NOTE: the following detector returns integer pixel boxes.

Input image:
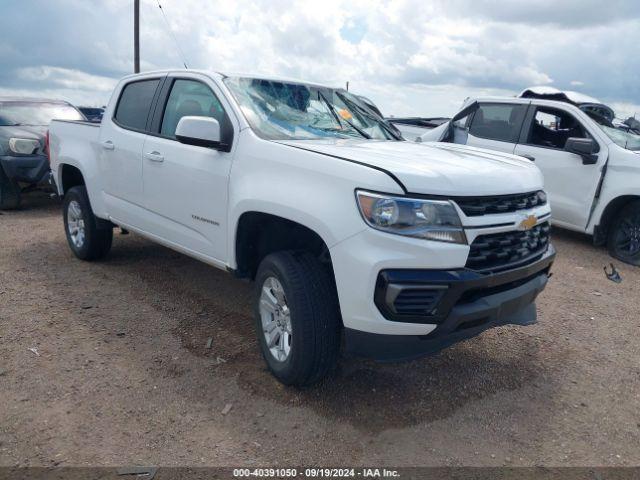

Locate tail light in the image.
[44,130,50,163]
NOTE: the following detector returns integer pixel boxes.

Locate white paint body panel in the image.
[141,134,232,260]
[276,138,544,197]
[49,70,550,336]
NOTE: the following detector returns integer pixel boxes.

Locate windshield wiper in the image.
[312,126,362,138]
[336,92,402,140]
[317,91,371,139]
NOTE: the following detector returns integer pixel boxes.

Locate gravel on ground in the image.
[1,194,639,467]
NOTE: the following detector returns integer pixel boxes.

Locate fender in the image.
[586,149,640,235]
[55,159,108,219]
[49,121,108,219]
[225,130,403,269]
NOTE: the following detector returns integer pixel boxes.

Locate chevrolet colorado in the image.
[49,70,555,386]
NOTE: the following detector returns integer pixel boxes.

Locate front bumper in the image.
[344,246,555,361]
[0,154,49,184]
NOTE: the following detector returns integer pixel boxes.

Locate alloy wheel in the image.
[67,200,86,249]
[614,214,640,257]
[259,276,292,362]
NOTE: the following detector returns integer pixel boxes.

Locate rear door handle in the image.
[144,151,164,163]
[521,154,535,162]
[102,140,115,150]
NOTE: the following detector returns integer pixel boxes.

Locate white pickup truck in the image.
[420,90,640,265]
[49,70,555,386]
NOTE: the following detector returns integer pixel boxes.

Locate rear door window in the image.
[468,103,526,142]
[114,79,161,131]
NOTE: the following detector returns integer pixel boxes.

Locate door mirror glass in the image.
[175,116,221,149]
[565,137,598,165]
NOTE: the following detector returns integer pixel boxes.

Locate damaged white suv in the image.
[49,71,554,386]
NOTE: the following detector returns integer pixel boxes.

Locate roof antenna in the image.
[156,0,189,69]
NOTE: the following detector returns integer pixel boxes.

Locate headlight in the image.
[536,190,547,204]
[9,138,40,155]
[356,190,466,244]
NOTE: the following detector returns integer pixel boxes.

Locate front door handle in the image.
[521,154,535,162]
[102,140,115,150]
[144,151,164,163]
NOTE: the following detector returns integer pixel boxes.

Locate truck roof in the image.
[467,89,609,108]
[518,86,602,105]
[221,72,337,89]
[465,96,531,104]
[466,95,608,109]
[467,89,616,123]
[118,69,338,89]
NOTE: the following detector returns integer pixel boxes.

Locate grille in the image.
[466,222,550,272]
[453,191,546,217]
[392,288,445,316]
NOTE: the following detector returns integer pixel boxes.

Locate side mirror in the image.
[175,116,222,149]
[565,137,598,165]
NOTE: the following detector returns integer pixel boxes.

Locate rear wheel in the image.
[608,200,640,266]
[63,186,113,260]
[0,168,21,210]
[254,251,341,387]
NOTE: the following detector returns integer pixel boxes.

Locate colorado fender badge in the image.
[518,214,537,231]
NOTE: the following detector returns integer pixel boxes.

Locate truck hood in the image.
[278,139,543,196]
[0,125,47,139]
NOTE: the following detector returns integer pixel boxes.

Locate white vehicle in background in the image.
[49,70,554,386]
[353,94,451,142]
[386,117,451,142]
[420,89,640,265]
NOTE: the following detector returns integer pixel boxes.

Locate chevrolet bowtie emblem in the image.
[518,215,537,231]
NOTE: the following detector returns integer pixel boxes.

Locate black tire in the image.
[0,168,21,210]
[63,186,113,261]
[608,200,640,266]
[254,251,341,387]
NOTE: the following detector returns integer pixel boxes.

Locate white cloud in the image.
[0,0,638,117]
[610,102,640,120]
[17,66,117,93]
[0,86,110,107]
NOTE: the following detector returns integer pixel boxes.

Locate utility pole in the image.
[134,0,140,73]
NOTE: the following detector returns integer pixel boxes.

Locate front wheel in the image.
[608,200,640,266]
[63,186,113,260]
[254,251,341,387]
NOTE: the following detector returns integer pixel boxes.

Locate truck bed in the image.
[49,119,101,174]
[48,119,104,211]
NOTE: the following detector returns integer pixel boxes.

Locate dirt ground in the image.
[1,193,639,468]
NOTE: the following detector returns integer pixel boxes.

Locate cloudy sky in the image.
[1,0,639,118]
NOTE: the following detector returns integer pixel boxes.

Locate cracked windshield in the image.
[224,76,399,141]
